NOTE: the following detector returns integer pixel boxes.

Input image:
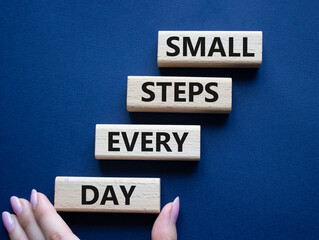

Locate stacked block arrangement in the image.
[54,31,262,213]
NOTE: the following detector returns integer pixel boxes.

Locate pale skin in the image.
[2,189,180,240]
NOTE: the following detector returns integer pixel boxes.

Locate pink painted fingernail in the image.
[171,196,180,224]
[30,189,37,210]
[2,211,14,233]
[10,196,22,217]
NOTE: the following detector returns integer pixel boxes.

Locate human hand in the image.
[2,189,179,240]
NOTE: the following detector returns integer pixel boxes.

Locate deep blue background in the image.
[1,1,319,239]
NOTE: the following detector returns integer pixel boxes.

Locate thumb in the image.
[151,197,180,240]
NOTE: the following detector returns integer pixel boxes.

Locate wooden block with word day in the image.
[54,177,160,213]
[158,31,262,68]
[127,76,231,113]
[95,124,200,161]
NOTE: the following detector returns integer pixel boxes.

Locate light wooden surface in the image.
[158,31,262,68]
[95,124,200,160]
[127,76,232,113]
[54,177,161,213]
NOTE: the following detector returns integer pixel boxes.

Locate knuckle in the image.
[19,214,33,230]
[20,198,30,207]
[18,202,34,230]
[35,206,48,220]
[48,231,64,240]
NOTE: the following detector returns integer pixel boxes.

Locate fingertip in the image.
[37,192,50,201]
[161,202,173,215]
[30,189,37,210]
[159,197,180,223]
[32,192,77,240]
[37,192,56,210]
[2,211,15,233]
[33,191,57,221]
[171,196,180,224]
[10,196,22,217]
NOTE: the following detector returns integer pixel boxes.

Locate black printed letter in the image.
[82,185,99,205]
[101,186,119,205]
[205,82,219,102]
[243,37,254,57]
[142,82,155,102]
[121,132,139,151]
[173,132,189,152]
[167,37,180,56]
[229,37,240,57]
[109,132,120,151]
[141,132,153,152]
[189,82,204,102]
[183,37,205,56]
[120,185,136,205]
[156,132,172,152]
[156,82,172,102]
[174,82,186,102]
[208,37,226,57]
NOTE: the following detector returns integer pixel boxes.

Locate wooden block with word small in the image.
[127,76,231,113]
[158,31,262,68]
[54,177,160,213]
[95,124,200,160]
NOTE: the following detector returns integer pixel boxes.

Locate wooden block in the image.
[127,76,231,113]
[158,31,262,68]
[54,177,160,213]
[95,124,200,160]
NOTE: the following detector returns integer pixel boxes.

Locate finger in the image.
[31,189,79,240]
[10,196,45,240]
[151,197,180,240]
[2,212,29,240]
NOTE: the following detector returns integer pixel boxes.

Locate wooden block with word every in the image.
[95,124,200,161]
[54,177,160,213]
[127,76,231,113]
[158,31,262,68]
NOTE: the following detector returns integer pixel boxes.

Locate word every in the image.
[108,131,188,152]
[82,185,136,205]
[95,124,201,160]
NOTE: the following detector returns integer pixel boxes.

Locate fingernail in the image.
[30,189,37,210]
[10,196,22,217]
[170,196,180,224]
[2,211,14,233]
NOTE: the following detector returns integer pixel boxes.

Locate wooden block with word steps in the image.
[127,76,231,113]
[55,177,160,213]
[95,124,200,161]
[158,31,262,68]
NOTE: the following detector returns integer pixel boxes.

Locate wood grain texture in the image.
[54,177,161,213]
[127,76,231,113]
[158,31,262,68]
[95,124,200,160]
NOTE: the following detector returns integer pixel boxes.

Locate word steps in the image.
[158,31,262,68]
[54,177,161,213]
[95,124,201,161]
[127,76,232,113]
